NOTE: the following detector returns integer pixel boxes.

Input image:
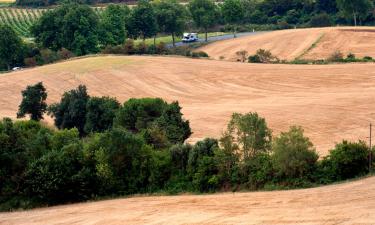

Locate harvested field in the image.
[199,27,375,61]
[1,55,375,155]
[1,176,375,224]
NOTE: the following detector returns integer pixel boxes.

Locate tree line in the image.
[2,0,375,70]
[0,82,373,210]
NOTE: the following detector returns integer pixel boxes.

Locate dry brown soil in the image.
[1,176,375,224]
[1,55,375,155]
[199,27,375,61]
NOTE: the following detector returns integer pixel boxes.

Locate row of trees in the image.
[0,82,373,210]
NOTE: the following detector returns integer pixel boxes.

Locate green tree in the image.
[223,112,272,160]
[272,126,318,182]
[48,85,90,136]
[114,98,167,132]
[0,25,24,70]
[84,96,120,134]
[99,4,129,46]
[336,0,373,26]
[154,0,188,47]
[154,101,192,144]
[321,140,369,181]
[17,82,48,121]
[32,3,99,55]
[221,0,244,37]
[189,0,218,42]
[129,0,158,40]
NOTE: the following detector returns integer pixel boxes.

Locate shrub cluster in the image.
[1,86,373,211]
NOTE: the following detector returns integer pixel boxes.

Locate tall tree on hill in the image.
[0,25,24,71]
[221,0,244,37]
[48,85,90,136]
[128,0,158,41]
[336,0,373,26]
[32,3,99,55]
[188,0,218,42]
[17,82,48,121]
[99,4,130,47]
[154,0,188,47]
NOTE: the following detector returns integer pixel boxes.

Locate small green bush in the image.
[192,51,209,58]
[310,13,332,27]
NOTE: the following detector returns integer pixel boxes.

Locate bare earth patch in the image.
[199,27,375,61]
[1,55,375,156]
[1,176,375,224]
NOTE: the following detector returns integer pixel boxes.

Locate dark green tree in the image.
[114,98,167,133]
[128,0,158,40]
[99,4,129,46]
[221,0,244,37]
[0,25,24,70]
[272,126,318,182]
[154,101,192,144]
[48,85,90,136]
[154,0,188,46]
[223,112,272,160]
[32,3,99,55]
[189,0,218,42]
[336,0,373,25]
[17,82,48,121]
[84,96,120,134]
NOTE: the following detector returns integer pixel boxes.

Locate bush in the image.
[240,153,273,189]
[124,39,135,54]
[57,48,74,60]
[39,49,58,64]
[136,41,148,54]
[156,42,167,54]
[191,51,209,58]
[310,13,332,27]
[24,57,37,67]
[272,126,318,184]
[327,50,344,62]
[248,49,279,63]
[363,56,373,61]
[235,50,248,62]
[319,140,369,182]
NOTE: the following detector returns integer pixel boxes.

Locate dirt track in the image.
[1,176,375,224]
[1,55,375,155]
[199,27,375,61]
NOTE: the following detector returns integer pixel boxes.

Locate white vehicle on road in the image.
[182,33,198,43]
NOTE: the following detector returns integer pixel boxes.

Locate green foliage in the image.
[114,98,191,145]
[128,0,157,40]
[272,126,318,183]
[0,24,24,70]
[336,0,373,25]
[86,128,151,195]
[99,4,129,47]
[319,140,369,182]
[221,0,244,36]
[154,0,188,46]
[84,96,120,134]
[240,153,273,189]
[248,49,279,63]
[310,13,332,27]
[48,85,90,136]
[188,0,218,41]
[32,4,99,55]
[17,82,47,121]
[223,112,272,160]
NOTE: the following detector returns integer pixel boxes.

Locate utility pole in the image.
[370,123,372,174]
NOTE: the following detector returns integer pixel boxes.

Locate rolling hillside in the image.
[1,175,375,224]
[1,55,375,155]
[199,27,375,61]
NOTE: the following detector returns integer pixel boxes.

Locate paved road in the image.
[169,31,269,48]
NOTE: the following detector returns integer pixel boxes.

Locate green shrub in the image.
[327,50,344,62]
[319,140,369,182]
[240,153,273,189]
[192,51,209,58]
[248,49,279,63]
[310,13,332,27]
[272,126,318,185]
